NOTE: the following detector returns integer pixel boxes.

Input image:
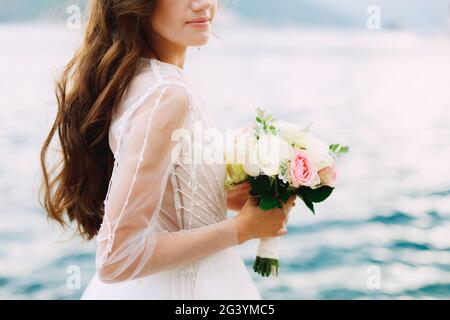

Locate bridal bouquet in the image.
[224,108,349,277]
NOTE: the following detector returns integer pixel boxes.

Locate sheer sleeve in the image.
[95,84,238,284]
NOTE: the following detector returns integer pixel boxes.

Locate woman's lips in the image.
[186,17,210,28]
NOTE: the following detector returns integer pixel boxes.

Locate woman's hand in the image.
[226,181,252,212]
[234,195,297,244]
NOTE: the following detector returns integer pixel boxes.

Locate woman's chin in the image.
[188,34,210,47]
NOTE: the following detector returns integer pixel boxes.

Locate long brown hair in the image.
[39,0,156,240]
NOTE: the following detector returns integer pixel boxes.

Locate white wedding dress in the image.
[80,58,262,300]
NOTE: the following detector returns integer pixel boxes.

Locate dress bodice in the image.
[94,58,238,283]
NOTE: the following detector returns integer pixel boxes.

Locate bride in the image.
[40,0,296,299]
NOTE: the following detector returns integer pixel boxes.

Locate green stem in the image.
[253,256,279,277]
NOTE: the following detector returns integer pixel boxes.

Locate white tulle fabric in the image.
[81,58,261,299]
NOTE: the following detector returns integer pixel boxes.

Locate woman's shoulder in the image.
[109,59,197,153]
[137,58,188,86]
[117,59,193,113]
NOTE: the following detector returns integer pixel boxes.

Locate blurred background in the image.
[0,0,449,299]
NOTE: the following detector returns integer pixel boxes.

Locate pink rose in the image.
[318,165,337,187]
[289,150,317,187]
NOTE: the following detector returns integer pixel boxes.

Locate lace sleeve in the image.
[95,84,238,283]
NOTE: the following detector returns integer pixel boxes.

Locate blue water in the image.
[0,23,449,299]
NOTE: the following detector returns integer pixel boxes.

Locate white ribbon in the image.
[256,236,279,259]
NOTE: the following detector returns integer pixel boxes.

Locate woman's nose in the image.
[191,0,213,12]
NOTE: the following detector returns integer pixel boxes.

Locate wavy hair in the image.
[40,0,157,240]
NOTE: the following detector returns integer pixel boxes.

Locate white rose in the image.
[243,165,261,177]
[255,134,294,176]
[300,133,334,171]
[228,131,260,177]
[273,120,333,181]
[225,129,257,165]
[273,120,303,146]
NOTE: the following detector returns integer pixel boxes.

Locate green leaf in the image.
[280,192,290,203]
[259,197,279,211]
[329,143,350,155]
[248,175,278,198]
[339,146,350,153]
[303,198,315,215]
[298,186,334,203]
[329,144,339,152]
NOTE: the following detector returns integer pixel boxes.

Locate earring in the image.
[136,14,140,29]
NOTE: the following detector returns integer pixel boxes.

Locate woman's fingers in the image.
[282,195,296,210]
[246,197,258,206]
[239,181,251,190]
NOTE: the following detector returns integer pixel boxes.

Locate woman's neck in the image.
[146,31,187,70]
